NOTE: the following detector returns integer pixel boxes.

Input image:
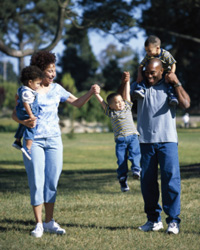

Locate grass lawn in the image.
[0,130,200,250]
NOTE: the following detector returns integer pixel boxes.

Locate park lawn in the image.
[0,131,199,250]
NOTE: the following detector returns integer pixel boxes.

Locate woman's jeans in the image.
[140,142,181,224]
[23,136,63,206]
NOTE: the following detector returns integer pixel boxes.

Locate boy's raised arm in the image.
[95,93,107,110]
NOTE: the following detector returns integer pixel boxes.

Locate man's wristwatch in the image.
[174,82,182,87]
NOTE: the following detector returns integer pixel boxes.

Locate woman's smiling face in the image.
[43,64,56,85]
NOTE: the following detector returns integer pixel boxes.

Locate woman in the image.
[12,51,99,238]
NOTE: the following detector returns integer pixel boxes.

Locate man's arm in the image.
[117,71,130,101]
[166,72,190,109]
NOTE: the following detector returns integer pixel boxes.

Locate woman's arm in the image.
[66,84,100,108]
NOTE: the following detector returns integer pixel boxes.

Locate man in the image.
[130,58,190,234]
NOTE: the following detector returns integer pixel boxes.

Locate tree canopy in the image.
[0,0,139,72]
[140,0,200,110]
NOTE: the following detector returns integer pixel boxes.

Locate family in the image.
[12,35,190,238]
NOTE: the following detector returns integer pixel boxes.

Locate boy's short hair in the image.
[20,66,44,86]
[106,93,121,106]
[145,35,161,47]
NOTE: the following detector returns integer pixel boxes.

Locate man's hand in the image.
[165,72,179,86]
[121,71,130,83]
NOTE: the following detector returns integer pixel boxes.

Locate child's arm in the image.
[95,93,107,111]
[23,102,35,119]
[170,63,176,73]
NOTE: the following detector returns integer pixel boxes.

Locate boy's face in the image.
[145,44,160,57]
[28,78,42,91]
[109,95,125,111]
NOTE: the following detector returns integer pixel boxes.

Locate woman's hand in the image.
[90,84,100,95]
[22,117,37,128]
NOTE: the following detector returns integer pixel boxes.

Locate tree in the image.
[0,0,140,73]
[100,44,139,83]
[139,0,200,111]
[58,27,99,91]
[0,61,17,83]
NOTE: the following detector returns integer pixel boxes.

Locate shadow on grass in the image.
[0,163,199,194]
[0,219,35,232]
[0,218,138,233]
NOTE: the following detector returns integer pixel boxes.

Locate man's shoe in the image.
[132,171,140,180]
[133,89,145,99]
[139,221,163,232]
[21,147,31,160]
[119,176,130,192]
[166,222,179,234]
[31,223,44,238]
[12,140,22,150]
[43,219,66,235]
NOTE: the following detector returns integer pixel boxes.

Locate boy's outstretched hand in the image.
[121,71,130,83]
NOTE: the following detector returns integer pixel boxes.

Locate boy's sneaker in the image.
[21,147,32,160]
[12,140,22,150]
[166,222,179,234]
[139,221,163,232]
[31,223,44,238]
[169,96,179,106]
[132,171,140,180]
[119,176,129,192]
[43,219,66,235]
[133,89,145,99]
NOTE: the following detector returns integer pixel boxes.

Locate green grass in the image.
[0,131,200,250]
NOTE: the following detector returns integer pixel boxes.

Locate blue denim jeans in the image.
[23,136,63,206]
[115,134,141,179]
[140,142,181,224]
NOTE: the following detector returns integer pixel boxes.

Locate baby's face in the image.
[109,95,125,111]
[145,44,159,57]
[28,78,42,91]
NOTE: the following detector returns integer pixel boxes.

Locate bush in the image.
[0,81,18,110]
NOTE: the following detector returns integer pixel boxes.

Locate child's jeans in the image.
[115,134,141,179]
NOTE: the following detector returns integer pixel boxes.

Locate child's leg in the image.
[115,137,128,179]
[133,81,146,99]
[168,85,179,106]
[127,134,141,179]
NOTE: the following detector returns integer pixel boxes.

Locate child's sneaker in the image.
[12,140,22,150]
[31,223,44,238]
[132,171,140,180]
[21,147,31,160]
[166,222,179,234]
[43,219,66,235]
[169,95,179,106]
[133,88,145,99]
[119,176,129,192]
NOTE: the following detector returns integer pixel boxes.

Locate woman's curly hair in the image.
[30,51,56,71]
